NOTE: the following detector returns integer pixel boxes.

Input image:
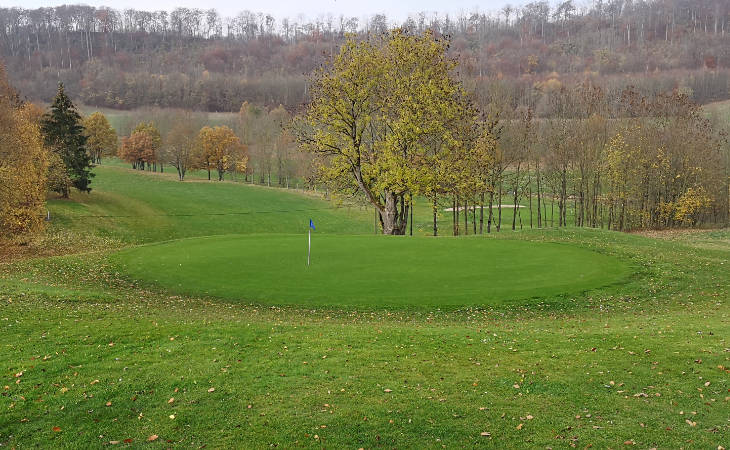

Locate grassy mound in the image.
[46,166,372,243]
[110,234,633,308]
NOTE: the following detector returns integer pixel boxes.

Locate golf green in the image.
[111,234,633,307]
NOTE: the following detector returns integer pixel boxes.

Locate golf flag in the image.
[307,219,314,266]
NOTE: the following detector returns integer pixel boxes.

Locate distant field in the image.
[703,99,730,121]
[78,105,238,136]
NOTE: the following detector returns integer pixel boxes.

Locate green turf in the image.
[1,228,728,448]
[110,234,634,308]
[2,162,728,448]
[47,165,372,243]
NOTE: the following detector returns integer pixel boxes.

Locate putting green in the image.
[110,234,633,308]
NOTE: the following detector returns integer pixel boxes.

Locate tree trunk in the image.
[479,192,485,234]
[432,195,438,236]
[487,191,494,233]
[464,198,468,235]
[497,185,503,232]
[381,191,407,235]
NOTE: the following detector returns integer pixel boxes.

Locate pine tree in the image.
[41,82,93,195]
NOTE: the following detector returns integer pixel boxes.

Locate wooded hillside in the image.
[1,0,728,111]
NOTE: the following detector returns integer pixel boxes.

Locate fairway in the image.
[111,235,633,307]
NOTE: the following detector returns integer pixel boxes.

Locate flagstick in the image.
[307,227,311,266]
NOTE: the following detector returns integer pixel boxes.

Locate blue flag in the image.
[309,219,315,231]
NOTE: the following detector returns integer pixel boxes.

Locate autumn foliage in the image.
[0,66,48,238]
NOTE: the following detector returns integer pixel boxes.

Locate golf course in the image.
[1,164,728,448]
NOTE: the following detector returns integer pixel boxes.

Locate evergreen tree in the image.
[41,82,93,195]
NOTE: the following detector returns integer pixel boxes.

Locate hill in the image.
[46,165,373,244]
[2,2,729,111]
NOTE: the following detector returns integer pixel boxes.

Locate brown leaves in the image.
[168,397,175,404]
[480,432,491,437]
[516,423,524,430]
[383,389,392,393]
[207,387,215,393]
[147,435,159,442]
[52,426,61,432]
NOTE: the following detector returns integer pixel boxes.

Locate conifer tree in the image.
[41,82,93,195]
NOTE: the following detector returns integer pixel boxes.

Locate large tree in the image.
[41,82,93,195]
[296,30,473,235]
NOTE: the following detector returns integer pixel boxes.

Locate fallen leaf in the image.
[105,401,112,407]
[516,423,524,430]
[52,426,61,432]
[168,397,175,404]
[208,387,215,393]
[147,435,158,441]
[480,432,491,437]
[384,389,392,393]
[123,439,133,444]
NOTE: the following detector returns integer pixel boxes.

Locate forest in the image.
[0,0,729,111]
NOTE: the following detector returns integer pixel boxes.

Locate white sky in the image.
[6,0,536,22]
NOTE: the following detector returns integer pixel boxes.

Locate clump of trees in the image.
[117,118,249,182]
[197,125,247,181]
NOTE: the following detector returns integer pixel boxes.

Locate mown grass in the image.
[110,234,634,308]
[46,165,372,243]
[1,166,728,448]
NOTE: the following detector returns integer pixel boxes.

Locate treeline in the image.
[478,85,729,233]
[108,102,305,186]
[1,0,729,111]
[298,31,729,234]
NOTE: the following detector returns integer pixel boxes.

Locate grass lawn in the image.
[110,234,634,308]
[1,165,728,448]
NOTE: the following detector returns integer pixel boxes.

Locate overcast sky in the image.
[7,0,535,22]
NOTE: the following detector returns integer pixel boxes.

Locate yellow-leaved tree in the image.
[197,126,247,181]
[83,112,118,164]
[0,65,48,238]
[294,30,474,235]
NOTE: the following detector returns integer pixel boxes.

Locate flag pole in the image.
[307,227,311,266]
